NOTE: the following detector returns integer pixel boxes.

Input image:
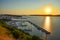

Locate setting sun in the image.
[45,8,51,14]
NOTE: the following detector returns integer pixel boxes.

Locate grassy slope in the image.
[0,20,42,40]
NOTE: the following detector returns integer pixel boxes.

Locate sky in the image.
[0,0,60,15]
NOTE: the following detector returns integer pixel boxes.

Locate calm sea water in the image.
[28,16,60,40]
[13,16,60,40]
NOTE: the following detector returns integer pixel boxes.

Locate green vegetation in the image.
[0,19,42,40]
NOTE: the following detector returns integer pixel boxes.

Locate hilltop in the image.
[0,19,42,40]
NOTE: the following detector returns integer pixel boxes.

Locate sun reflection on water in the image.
[43,16,52,32]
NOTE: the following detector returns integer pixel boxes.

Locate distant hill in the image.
[0,19,42,40]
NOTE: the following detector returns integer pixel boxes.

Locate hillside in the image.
[0,20,42,40]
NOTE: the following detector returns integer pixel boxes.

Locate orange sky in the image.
[0,0,60,15]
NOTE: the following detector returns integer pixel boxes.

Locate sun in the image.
[45,7,51,14]
[41,5,55,15]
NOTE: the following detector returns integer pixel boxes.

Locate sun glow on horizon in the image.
[45,7,51,14]
[41,5,55,15]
